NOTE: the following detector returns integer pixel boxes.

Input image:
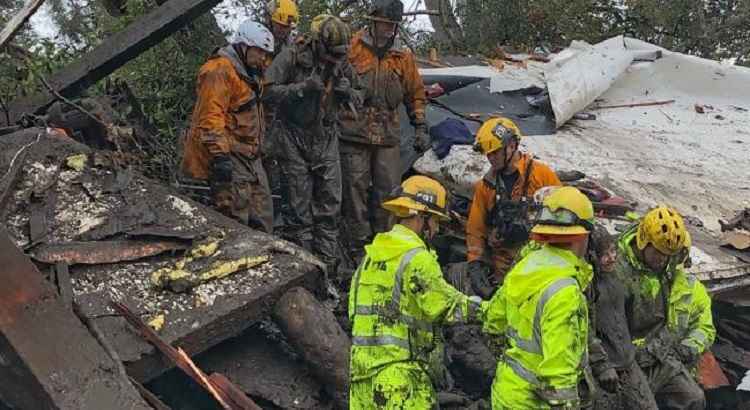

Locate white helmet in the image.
[232,20,274,54]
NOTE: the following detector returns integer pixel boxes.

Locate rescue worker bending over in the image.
[339,0,428,263]
[264,15,360,274]
[349,176,487,409]
[616,206,715,410]
[182,20,274,233]
[265,0,299,57]
[484,186,594,409]
[466,117,561,297]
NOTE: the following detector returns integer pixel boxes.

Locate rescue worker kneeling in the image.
[616,206,715,410]
[466,117,561,298]
[484,186,594,409]
[348,176,487,409]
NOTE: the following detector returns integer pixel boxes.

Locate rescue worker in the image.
[264,15,360,273]
[349,175,487,409]
[616,206,715,410]
[483,186,594,409]
[265,0,299,57]
[466,117,561,297]
[339,0,428,263]
[181,20,274,233]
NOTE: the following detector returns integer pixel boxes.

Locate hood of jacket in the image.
[364,224,427,262]
[503,244,593,306]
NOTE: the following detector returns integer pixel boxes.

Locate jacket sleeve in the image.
[407,252,487,325]
[467,180,489,263]
[263,47,301,105]
[482,285,507,336]
[194,65,233,156]
[537,285,588,407]
[400,51,426,125]
[682,279,716,354]
[529,162,562,194]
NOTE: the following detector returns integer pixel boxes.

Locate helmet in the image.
[310,14,352,54]
[233,20,274,54]
[382,175,450,220]
[474,117,522,155]
[637,206,690,256]
[268,0,299,26]
[532,186,560,207]
[368,0,404,23]
[531,186,594,236]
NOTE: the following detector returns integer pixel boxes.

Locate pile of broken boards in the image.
[0,128,350,409]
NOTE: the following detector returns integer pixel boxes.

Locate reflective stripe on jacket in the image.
[182,46,265,180]
[484,244,592,409]
[617,226,715,356]
[349,224,486,381]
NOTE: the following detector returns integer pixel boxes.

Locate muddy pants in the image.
[339,141,400,261]
[350,363,437,409]
[276,123,341,267]
[225,154,273,233]
[591,362,658,410]
[643,361,705,410]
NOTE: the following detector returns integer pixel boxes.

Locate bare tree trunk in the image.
[423,0,464,50]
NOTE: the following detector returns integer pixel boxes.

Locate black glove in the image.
[468,260,494,299]
[596,367,620,394]
[210,154,233,184]
[413,123,430,153]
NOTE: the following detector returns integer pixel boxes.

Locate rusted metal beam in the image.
[6,0,222,124]
[0,0,45,50]
[0,230,151,410]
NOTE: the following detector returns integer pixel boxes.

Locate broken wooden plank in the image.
[31,240,189,264]
[0,0,45,50]
[7,0,223,124]
[55,262,73,305]
[0,229,151,410]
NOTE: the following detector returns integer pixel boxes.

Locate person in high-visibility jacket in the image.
[349,175,487,409]
[615,206,715,410]
[484,186,594,409]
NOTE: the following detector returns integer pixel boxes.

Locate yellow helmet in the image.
[531,186,594,236]
[310,14,352,54]
[268,0,299,26]
[474,117,522,155]
[382,176,450,220]
[637,206,690,256]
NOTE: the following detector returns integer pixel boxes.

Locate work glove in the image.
[596,367,620,394]
[303,75,325,94]
[210,154,234,216]
[468,260,494,299]
[675,344,700,368]
[413,123,430,153]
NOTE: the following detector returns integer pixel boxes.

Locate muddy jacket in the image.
[484,244,592,409]
[182,45,265,180]
[615,225,715,362]
[264,35,360,135]
[340,30,425,146]
[349,224,487,382]
[466,154,561,270]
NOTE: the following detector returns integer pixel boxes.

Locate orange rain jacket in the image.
[466,153,562,276]
[182,46,265,180]
[340,30,425,146]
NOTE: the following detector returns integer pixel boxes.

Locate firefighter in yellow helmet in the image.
[264,15,361,275]
[615,206,714,410]
[266,0,299,56]
[349,175,488,409]
[484,186,594,409]
[466,117,561,297]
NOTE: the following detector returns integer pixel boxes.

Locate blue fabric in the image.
[429,118,474,160]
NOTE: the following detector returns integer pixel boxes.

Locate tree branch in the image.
[404,9,439,16]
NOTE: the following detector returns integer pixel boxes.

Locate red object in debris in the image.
[426,83,446,98]
[698,351,730,390]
